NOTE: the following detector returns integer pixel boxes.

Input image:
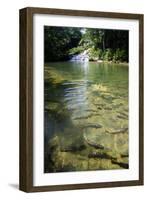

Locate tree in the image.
[44,26,129,62]
[44,26,82,62]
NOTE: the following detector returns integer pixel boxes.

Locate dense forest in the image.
[44,26,128,63]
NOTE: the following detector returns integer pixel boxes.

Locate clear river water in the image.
[44,61,129,173]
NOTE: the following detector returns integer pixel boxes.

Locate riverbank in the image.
[45,60,129,66]
[87,59,128,65]
[69,47,128,63]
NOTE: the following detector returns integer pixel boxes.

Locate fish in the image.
[117,114,127,119]
[82,123,102,129]
[104,107,112,110]
[83,133,105,149]
[111,160,129,169]
[73,115,92,120]
[106,127,128,134]
[118,112,128,117]
[60,145,86,152]
[84,109,98,113]
[88,152,114,159]
[121,153,129,158]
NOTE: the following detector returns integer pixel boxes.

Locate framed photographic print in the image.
[19,7,144,192]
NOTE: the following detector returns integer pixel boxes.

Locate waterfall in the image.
[70,50,89,62]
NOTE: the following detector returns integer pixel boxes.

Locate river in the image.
[44,61,129,173]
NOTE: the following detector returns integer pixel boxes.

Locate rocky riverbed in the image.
[44,61,129,173]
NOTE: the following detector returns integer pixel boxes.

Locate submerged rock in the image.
[45,102,60,112]
[91,84,108,93]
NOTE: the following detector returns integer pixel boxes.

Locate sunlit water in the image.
[44,61,129,173]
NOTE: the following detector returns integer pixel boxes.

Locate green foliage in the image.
[68,46,85,55]
[103,49,113,61]
[44,26,128,63]
[44,26,82,62]
[113,49,128,62]
[88,47,103,61]
[88,47,127,62]
[79,29,105,50]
